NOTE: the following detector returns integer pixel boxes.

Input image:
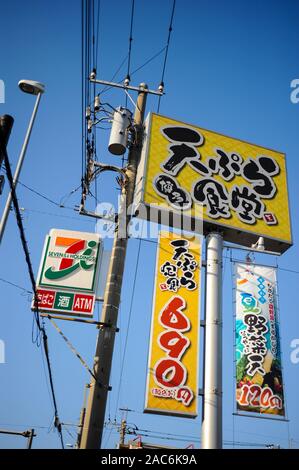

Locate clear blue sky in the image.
[0,0,298,449]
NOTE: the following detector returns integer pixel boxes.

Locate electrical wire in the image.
[104,420,278,448]
[17,180,74,210]
[99,47,166,97]
[22,207,91,223]
[81,0,85,186]
[114,238,142,418]
[0,277,32,295]
[100,54,129,95]
[2,144,64,449]
[125,0,135,109]
[47,316,99,383]
[157,0,176,113]
[131,46,167,77]
[132,429,275,448]
[95,0,101,72]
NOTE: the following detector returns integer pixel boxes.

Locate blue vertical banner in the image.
[235,263,285,417]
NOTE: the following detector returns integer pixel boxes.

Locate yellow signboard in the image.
[144,231,201,418]
[135,113,292,253]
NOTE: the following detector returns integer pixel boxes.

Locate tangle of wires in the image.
[1,143,64,449]
[82,0,119,209]
[80,0,177,209]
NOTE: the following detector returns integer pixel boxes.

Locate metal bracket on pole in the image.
[223,241,281,257]
[210,319,223,326]
[78,206,118,223]
[210,388,223,396]
[89,78,163,96]
[40,313,119,332]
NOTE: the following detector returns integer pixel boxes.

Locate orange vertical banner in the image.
[144,231,201,418]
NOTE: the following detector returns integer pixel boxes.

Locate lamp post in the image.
[0,80,45,243]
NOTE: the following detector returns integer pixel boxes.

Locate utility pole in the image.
[119,419,127,446]
[26,428,35,449]
[0,115,14,166]
[201,232,223,449]
[79,84,148,449]
[76,383,90,448]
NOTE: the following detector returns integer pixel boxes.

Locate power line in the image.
[99,55,129,95]
[99,46,167,97]
[131,46,167,77]
[114,238,142,417]
[99,47,166,97]
[2,144,64,449]
[21,208,92,223]
[0,277,32,295]
[125,0,135,108]
[132,430,273,448]
[106,421,273,448]
[157,0,176,113]
[17,180,74,209]
[95,0,101,72]
[47,316,99,383]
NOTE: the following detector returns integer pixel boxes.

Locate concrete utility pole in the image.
[119,419,126,446]
[79,84,148,449]
[201,232,223,449]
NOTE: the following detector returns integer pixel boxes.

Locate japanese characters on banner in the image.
[32,229,102,317]
[235,263,285,416]
[144,231,201,418]
[134,113,292,254]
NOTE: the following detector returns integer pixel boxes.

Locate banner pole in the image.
[201,231,223,449]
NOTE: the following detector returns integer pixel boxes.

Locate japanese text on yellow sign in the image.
[144,231,201,418]
[139,113,292,253]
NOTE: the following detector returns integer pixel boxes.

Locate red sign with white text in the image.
[32,288,95,317]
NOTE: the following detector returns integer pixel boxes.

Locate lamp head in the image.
[18,80,45,95]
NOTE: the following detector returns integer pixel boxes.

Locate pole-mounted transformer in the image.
[108,106,132,156]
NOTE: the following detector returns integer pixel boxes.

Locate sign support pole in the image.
[201,231,223,449]
[79,84,148,449]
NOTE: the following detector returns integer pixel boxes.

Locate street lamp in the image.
[0,79,45,243]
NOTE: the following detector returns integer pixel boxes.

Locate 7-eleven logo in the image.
[44,236,97,280]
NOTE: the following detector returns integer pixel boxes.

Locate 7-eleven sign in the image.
[33,229,102,317]
[37,229,102,292]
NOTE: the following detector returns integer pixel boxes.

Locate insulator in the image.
[158,81,164,93]
[94,95,100,111]
[86,106,91,119]
[124,75,130,87]
[90,69,96,80]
